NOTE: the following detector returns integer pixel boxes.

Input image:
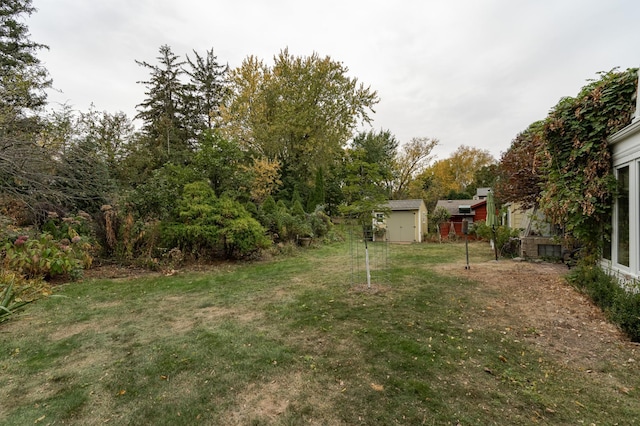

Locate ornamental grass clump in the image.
[0,271,49,323]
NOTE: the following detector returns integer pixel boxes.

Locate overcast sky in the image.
[28,0,640,161]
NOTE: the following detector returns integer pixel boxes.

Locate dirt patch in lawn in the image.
[83,259,640,370]
[225,372,301,424]
[435,260,639,372]
[74,258,640,382]
[80,263,163,280]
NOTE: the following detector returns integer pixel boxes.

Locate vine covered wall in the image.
[498,68,638,257]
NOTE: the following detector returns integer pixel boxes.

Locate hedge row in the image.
[567,264,640,342]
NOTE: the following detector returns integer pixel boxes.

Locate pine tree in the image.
[183,48,228,134]
[0,0,50,134]
[0,0,53,210]
[135,45,189,165]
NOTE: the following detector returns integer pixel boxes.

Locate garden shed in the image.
[373,199,428,243]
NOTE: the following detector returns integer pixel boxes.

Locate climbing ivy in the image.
[539,68,638,254]
[495,120,546,210]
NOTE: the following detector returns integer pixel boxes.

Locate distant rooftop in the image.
[384,199,425,211]
[435,199,486,216]
[475,187,491,199]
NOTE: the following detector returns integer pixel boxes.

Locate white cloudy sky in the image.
[28,0,640,161]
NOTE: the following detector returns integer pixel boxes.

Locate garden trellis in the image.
[349,224,389,288]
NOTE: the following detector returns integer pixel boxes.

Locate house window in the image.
[375,213,385,223]
[603,206,612,261]
[617,166,630,267]
[603,235,612,260]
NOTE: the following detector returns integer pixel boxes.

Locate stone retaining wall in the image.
[520,236,562,259]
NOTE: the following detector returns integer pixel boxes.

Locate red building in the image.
[435,199,488,238]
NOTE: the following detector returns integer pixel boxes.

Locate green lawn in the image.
[1,241,639,425]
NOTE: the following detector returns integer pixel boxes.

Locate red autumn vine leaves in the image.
[496,68,638,251]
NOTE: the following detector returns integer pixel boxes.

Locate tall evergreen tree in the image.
[183,48,228,134]
[0,0,53,211]
[135,45,189,165]
[308,167,326,212]
[0,0,50,122]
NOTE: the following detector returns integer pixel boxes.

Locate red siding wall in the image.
[474,204,488,222]
[437,202,495,238]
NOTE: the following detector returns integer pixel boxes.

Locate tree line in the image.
[1,1,501,276]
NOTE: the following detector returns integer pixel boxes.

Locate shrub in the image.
[129,163,200,221]
[162,182,270,259]
[567,265,620,310]
[282,214,313,240]
[1,232,95,280]
[220,216,271,259]
[472,222,520,257]
[258,199,299,242]
[262,196,277,215]
[611,289,640,342]
[567,264,640,342]
[309,209,332,239]
[160,181,220,257]
[40,211,94,241]
[430,206,451,235]
[97,204,151,260]
[256,199,332,244]
[291,199,306,218]
[215,196,270,258]
[257,198,282,239]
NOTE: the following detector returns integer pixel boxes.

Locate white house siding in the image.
[606,112,640,282]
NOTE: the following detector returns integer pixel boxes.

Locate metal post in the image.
[463,219,470,269]
[492,224,498,261]
[465,235,470,270]
[363,226,371,289]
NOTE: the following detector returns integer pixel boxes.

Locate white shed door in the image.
[387,211,416,242]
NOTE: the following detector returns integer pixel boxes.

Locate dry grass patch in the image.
[436,260,633,366]
[224,371,342,425]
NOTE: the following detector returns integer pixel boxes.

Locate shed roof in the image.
[384,199,425,211]
[435,199,486,216]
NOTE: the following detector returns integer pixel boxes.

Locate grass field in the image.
[1,240,639,425]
